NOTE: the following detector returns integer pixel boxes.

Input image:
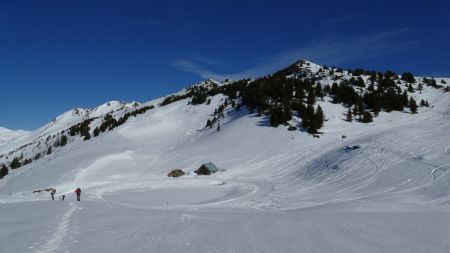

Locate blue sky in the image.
[0,0,449,130]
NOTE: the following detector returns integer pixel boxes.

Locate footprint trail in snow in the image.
[36,202,80,253]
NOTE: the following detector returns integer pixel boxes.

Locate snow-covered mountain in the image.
[0,127,30,143]
[1,60,450,253]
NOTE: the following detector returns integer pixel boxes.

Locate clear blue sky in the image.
[0,0,449,130]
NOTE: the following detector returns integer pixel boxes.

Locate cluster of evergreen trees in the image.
[94,105,154,136]
[53,134,68,148]
[160,80,246,108]
[160,94,190,106]
[205,99,233,131]
[69,118,94,140]
[234,74,328,133]
[157,61,444,136]
[166,62,431,134]
[190,86,209,105]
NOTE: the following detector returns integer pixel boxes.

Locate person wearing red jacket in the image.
[75,187,81,201]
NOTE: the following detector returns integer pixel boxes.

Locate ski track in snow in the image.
[36,202,79,253]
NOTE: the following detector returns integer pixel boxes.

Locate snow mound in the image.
[103,182,251,208]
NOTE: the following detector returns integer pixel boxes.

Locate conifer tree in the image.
[314,105,324,129]
[10,157,21,169]
[0,164,8,178]
[402,91,409,106]
[93,127,100,137]
[53,138,61,147]
[362,111,373,123]
[315,83,324,100]
[409,97,418,114]
[206,119,213,128]
[306,90,315,105]
[420,99,426,107]
[270,107,282,127]
[349,107,357,121]
[346,108,352,122]
[401,72,416,83]
[60,135,68,146]
[418,83,423,91]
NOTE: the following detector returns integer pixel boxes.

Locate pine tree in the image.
[60,135,68,146]
[420,99,426,107]
[206,119,213,128]
[402,91,409,106]
[306,90,315,105]
[352,105,358,116]
[418,83,423,91]
[346,108,352,122]
[53,138,61,147]
[401,72,416,83]
[93,127,100,137]
[0,164,8,179]
[281,107,292,123]
[270,107,281,127]
[355,77,365,87]
[409,97,418,114]
[362,111,373,123]
[10,157,21,169]
[315,83,324,100]
[314,105,324,129]
[357,102,365,117]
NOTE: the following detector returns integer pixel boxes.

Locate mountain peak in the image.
[294,59,322,72]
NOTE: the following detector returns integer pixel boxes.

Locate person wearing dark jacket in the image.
[75,187,81,201]
[50,188,56,200]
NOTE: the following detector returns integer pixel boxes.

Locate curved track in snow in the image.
[36,202,79,253]
[101,179,274,210]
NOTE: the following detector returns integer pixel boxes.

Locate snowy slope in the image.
[1,61,450,253]
[0,127,30,144]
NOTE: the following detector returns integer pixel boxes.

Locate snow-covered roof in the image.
[203,162,219,173]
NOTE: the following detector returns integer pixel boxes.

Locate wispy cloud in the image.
[170,59,227,80]
[172,29,417,81]
[321,14,362,26]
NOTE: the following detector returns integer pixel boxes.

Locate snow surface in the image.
[0,127,30,144]
[1,65,450,252]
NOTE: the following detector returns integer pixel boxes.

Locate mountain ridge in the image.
[0,59,449,180]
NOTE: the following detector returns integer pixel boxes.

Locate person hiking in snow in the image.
[50,188,56,200]
[60,194,65,201]
[75,187,81,201]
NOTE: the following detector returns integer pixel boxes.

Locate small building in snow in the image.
[167,169,185,178]
[195,162,219,175]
